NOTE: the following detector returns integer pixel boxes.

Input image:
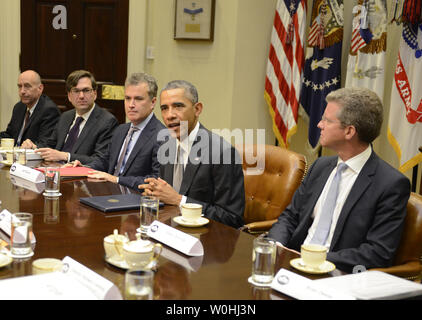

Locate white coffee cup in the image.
[300,244,327,269]
[122,239,162,269]
[181,203,202,223]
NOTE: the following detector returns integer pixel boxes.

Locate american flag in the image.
[264,0,307,148]
[350,17,373,54]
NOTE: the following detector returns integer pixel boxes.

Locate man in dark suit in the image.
[70,72,165,190]
[0,70,60,146]
[22,70,118,164]
[139,80,245,229]
[268,87,411,273]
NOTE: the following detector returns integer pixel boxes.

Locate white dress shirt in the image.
[303,145,372,249]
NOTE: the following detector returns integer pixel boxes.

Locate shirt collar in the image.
[132,112,153,131]
[338,145,372,174]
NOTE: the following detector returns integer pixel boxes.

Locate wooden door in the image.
[20,0,129,123]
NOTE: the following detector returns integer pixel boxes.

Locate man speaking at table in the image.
[69,72,165,190]
[268,87,411,273]
[139,80,245,229]
[22,70,118,164]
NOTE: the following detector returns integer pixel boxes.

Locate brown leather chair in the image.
[371,192,422,281]
[237,144,307,233]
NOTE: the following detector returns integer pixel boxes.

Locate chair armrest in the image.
[370,261,422,281]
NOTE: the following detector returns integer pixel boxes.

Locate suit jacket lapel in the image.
[330,151,377,249]
[72,105,98,151]
[122,117,157,175]
[297,159,337,233]
[178,126,207,195]
[58,110,76,149]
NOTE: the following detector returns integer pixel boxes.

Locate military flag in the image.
[388,22,422,173]
[300,0,344,148]
[345,0,387,100]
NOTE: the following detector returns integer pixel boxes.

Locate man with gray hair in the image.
[1,70,60,146]
[139,80,245,229]
[268,87,411,272]
[70,72,165,190]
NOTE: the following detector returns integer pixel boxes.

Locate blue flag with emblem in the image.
[300,0,343,148]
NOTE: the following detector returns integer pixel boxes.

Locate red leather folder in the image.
[36,166,94,177]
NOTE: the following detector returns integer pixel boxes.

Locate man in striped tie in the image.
[268,87,411,273]
[68,73,165,190]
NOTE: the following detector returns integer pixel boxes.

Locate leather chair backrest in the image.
[238,145,306,225]
[393,192,422,266]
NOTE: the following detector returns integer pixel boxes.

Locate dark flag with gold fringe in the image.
[299,0,343,149]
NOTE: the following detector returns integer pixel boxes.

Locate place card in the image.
[147,220,204,256]
[9,163,44,183]
[0,209,36,244]
[271,268,355,300]
[0,256,122,300]
[10,175,45,194]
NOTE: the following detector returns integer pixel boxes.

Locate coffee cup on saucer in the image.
[122,238,162,269]
[300,244,327,269]
[103,229,129,261]
[181,203,202,223]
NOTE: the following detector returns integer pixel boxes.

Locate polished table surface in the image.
[0,165,341,300]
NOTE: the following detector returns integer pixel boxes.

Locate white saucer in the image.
[105,256,130,270]
[247,276,273,287]
[290,258,336,274]
[0,254,13,268]
[43,192,62,197]
[172,216,209,227]
[105,256,158,270]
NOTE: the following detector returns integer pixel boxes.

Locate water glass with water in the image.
[139,196,159,237]
[44,167,61,196]
[251,236,276,286]
[125,269,154,300]
[11,212,33,257]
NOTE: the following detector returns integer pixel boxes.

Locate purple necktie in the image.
[62,117,84,152]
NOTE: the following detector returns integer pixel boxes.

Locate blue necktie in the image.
[311,162,348,246]
[62,117,84,152]
[113,126,139,176]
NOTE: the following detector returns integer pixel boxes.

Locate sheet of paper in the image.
[147,221,204,256]
[315,271,422,300]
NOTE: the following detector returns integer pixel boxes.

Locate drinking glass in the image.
[44,167,61,196]
[125,269,154,300]
[251,236,276,286]
[139,196,159,238]
[11,212,33,257]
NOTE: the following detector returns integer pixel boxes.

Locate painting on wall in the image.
[174,0,216,40]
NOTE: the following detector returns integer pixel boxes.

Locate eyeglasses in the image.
[70,88,94,95]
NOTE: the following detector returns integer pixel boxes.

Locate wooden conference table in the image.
[0,164,341,300]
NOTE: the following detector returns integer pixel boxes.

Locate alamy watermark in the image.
[52,5,67,30]
[156,122,266,175]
